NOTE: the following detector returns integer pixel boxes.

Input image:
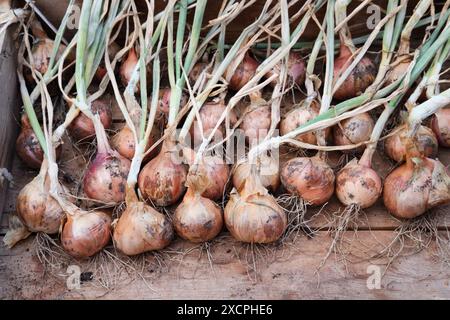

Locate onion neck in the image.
[93,115,112,154]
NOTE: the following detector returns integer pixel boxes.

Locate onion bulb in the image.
[266,51,306,87]
[226,52,259,91]
[120,48,139,90]
[240,91,271,145]
[225,171,287,243]
[95,42,120,81]
[233,152,280,192]
[430,107,450,147]
[333,45,376,100]
[385,125,438,162]
[173,174,223,243]
[113,199,173,255]
[281,156,335,206]
[190,100,237,146]
[16,115,61,169]
[16,165,64,234]
[335,158,382,208]
[333,112,374,152]
[280,101,330,145]
[383,157,450,219]
[68,99,113,141]
[61,209,111,258]
[111,125,155,161]
[138,139,188,206]
[189,61,209,84]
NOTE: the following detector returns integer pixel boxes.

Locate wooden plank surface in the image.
[1,231,449,299]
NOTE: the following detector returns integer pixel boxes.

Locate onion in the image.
[226,52,259,91]
[68,99,113,141]
[111,125,155,161]
[280,156,335,206]
[190,100,237,146]
[173,174,223,242]
[333,112,374,152]
[430,107,450,147]
[225,171,287,243]
[335,157,382,208]
[266,51,306,87]
[240,92,271,145]
[113,199,173,255]
[387,58,410,85]
[384,157,450,219]
[138,139,188,206]
[16,115,61,169]
[232,152,280,192]
[189,61,209,84]
[385,125,438,162]
[280,100,330,145]
[156,88,172,120]
[333,45,376,100]
[61,209,111,258]
[16,165,64,234]
[120,47,139,89]
[95,42,121,81]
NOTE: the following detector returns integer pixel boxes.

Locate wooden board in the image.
[1,231,449,299]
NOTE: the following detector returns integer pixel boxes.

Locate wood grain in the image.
[1,231,449,299]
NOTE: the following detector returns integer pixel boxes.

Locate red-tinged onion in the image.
[333,45,376,100]
[333,112,374,153]
[16,166,64,234]
[240,92,271,145]
[383,157,450,219]
[68,99,113,141]
[335,157,382,208]
[430,107,450,147]
[61,209,111,258]
[225,171,287,243]
[138,139,188,206]
[95,42,120,81]
[16,115,61,169]
[173,174,223,243]
[386,58,410,85]
[226,52,259,91]
[189,61,209,84]
[113,198,173,255]
[111,125,156,162]
[190,100,237,146]
[385,125,438,162]
[280,100,330,145]
[280,156,335,206]
[120,48,139,89]
[233,152,280,193]
[266,51,306,87]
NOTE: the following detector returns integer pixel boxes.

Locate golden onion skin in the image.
[227,53,259,91]
[232,154,280,192]
[385,125,438,162]
[430,108,450,148]
[336,159,382,208]
[113,201,173,255]
[333,112,374,153]
[111,125,155,161]
[173,190,223,243]
[83,152,131,204]
[266,51,306,87]
[281,157,335,206]
[225,176,287,244]
[240,102,272,145]
[61,210,111,259]
[383,158,450,219]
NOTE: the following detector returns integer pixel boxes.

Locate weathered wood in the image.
[1,231,449,299]
[0,26,19,220]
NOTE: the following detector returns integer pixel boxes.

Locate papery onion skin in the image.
[68,99,113,141]
[61,210,111,259]
[120,48,139,88]
[240,103,271,145]
[227,53,259,91]
[232,154,280,192]
[336,159,382,208]
[385,125,438,162]
[189,62,209,84]
[138,143,188,207]
[383,158,450,219]
[190,101,237,146]
[333,112,374,153]
[333,46,376,100]
[16,175,64,233]
[174,190,223,243]
[199,157,230,201]
[113,201,173,255]
[267,51,306,87]
[83,152,131,204]
[281,157,335,206]
[431,107,450,148]
[111,125,155,161]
